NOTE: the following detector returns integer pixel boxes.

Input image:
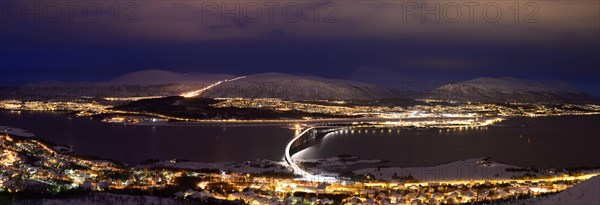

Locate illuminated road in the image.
[283,124,600,186]
[180,76,246,98]
[113,115,503,128]
[364,173,599,188]
[284,127,316,179]
[284,126,348,182]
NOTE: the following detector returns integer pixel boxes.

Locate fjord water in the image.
[0,111,294,164]
[296,115,600,168]
[1,111,599,168]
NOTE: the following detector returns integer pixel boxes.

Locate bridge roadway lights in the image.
[284,126,348,181]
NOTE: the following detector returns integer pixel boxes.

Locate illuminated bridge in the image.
[284,124,350,181]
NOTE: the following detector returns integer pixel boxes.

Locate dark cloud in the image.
[0,0,598,94]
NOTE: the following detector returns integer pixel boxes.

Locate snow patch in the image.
[0,126,35,137]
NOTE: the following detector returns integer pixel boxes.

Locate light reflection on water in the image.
[0,111,295,164]
[294,115,600,169]
[1,111,598,168]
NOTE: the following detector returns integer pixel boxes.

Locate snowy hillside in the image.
[504,176,600,205]
[8,70,235,99]
[8,71,594,102]
[353,158,522,182]
[6,70,402,100]
[537,176,600,205]
[201,72,401,100]
[427,77,596,103]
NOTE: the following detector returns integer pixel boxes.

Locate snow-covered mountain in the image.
[427,77,596,103]
[8,70,235,99]
[347,66,444,99]
[6,70,595,102]
[6,70,401,100]
[201,72,401,100]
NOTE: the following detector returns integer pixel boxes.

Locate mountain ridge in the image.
[201,72,402,100]
[3,70,596,103]
[427,77,596,103]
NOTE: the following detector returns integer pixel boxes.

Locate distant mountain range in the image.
[3,70,232,99]
[427,77,596,103]
[1,69,596,103]
[201,72,400,100]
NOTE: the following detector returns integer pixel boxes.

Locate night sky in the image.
[1,0,598,95]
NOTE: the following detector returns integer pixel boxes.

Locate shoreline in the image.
[2,132,599,205]
[7,130,599,184]
[3,116,599,172]
[0,125,35,137]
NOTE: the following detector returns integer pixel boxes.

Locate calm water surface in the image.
[1,111,599,168]
[0,111,294,164]
[295,115,600,168]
